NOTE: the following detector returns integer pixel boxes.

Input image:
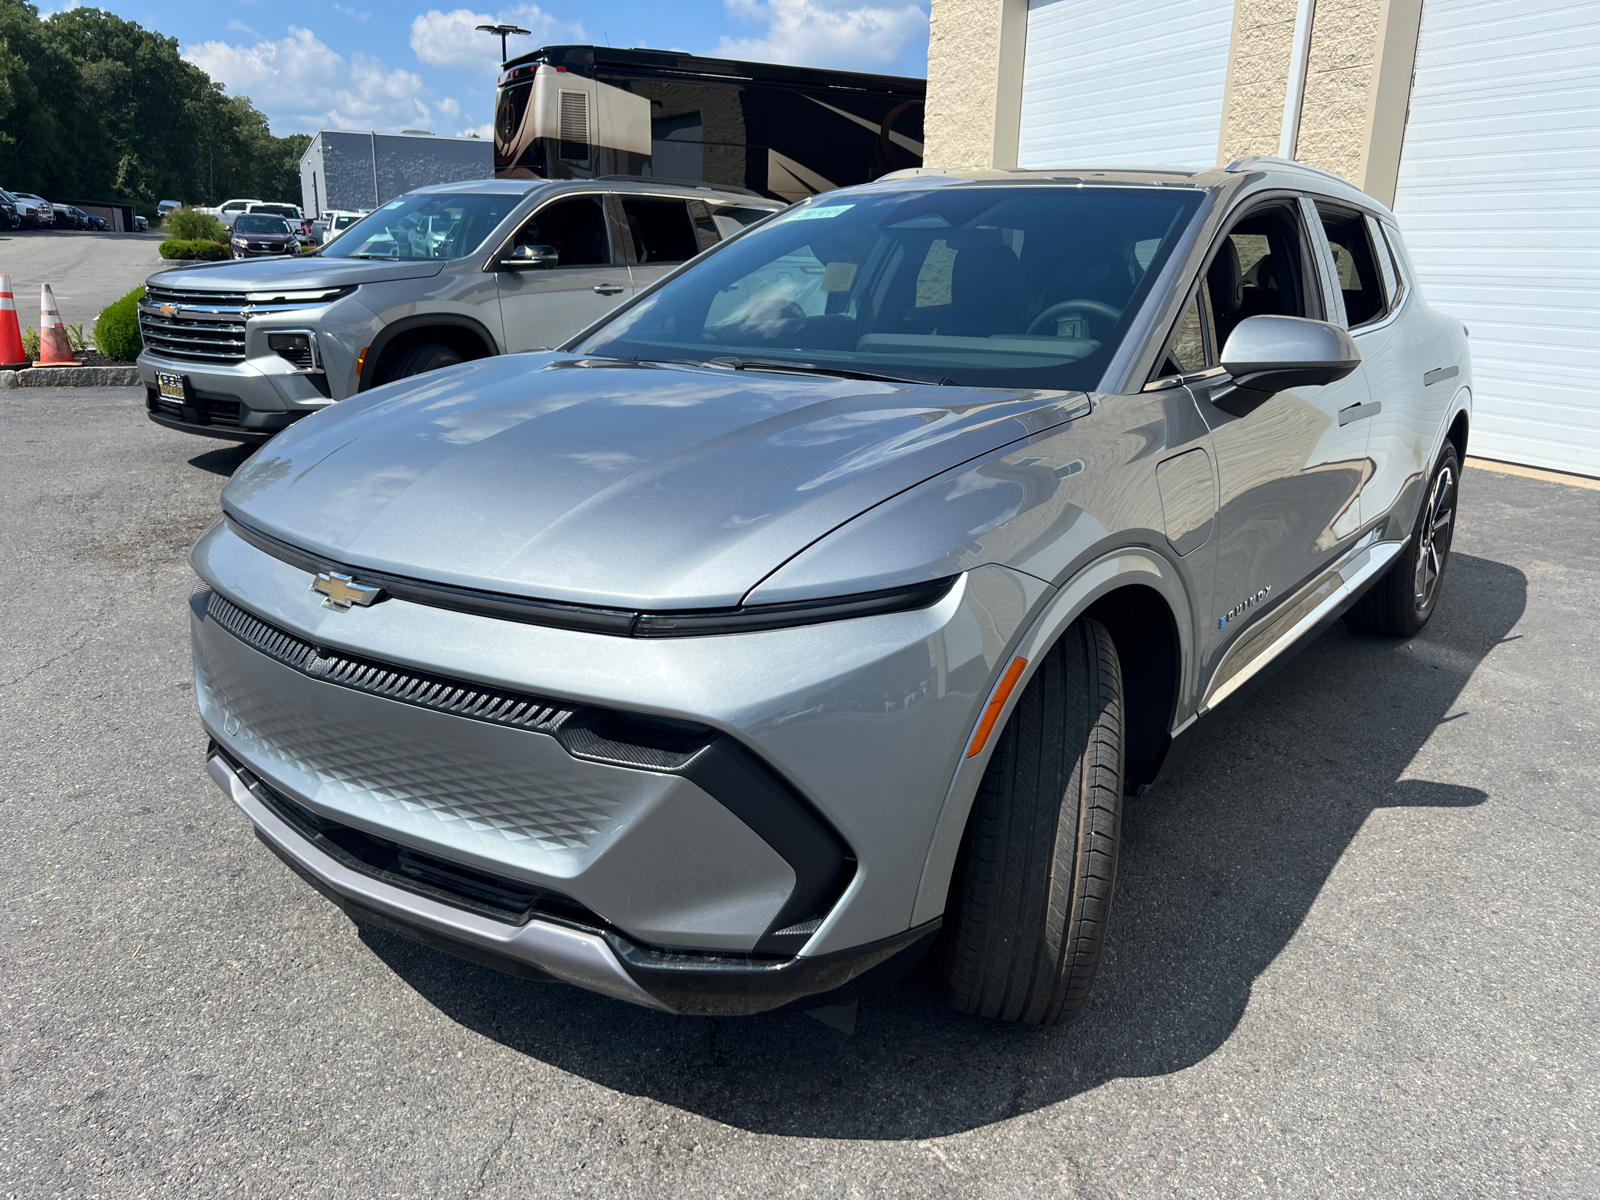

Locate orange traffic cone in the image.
[0,274,27,369]
[35,283,80,366]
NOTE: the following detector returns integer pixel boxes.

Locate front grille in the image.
[139,303,247,363]
[202,587,576,735]
[148,392,243,425]
[139,283,348,365]
[220,745,599,927]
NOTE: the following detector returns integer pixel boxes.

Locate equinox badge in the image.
[312,571,384,610]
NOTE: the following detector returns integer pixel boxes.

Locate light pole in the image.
[475,23,531,66]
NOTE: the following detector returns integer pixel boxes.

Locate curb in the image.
[0,366,141,388]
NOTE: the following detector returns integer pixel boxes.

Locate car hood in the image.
[147,255,446,291]
[222,354,1089,610]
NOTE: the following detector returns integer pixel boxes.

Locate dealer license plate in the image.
[156,372,187,400]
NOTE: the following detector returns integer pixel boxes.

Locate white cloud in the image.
[713,0,928,73]
[183,27,436,133]
[457,122,493,139]
[409,5,584,75]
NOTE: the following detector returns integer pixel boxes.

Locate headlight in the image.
[240,286,355,304]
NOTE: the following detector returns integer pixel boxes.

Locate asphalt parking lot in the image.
[3,386,1597,1198]
[0,228,165,329]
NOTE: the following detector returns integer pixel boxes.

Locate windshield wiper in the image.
[705,357,945,386]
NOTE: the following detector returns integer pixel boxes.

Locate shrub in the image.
[21,325,39,360]
[164,207,228,242]
[159,238,229,261]
[94,286,144,362]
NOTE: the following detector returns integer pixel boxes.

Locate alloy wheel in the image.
[1412,465,1455,610]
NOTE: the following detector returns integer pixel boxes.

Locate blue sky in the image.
[54,1,929,139]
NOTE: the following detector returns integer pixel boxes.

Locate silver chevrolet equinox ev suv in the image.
[139,178,780,442]
[190,158,1470,1023]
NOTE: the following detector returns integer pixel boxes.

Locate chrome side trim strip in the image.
[1201,538,1406,712]
[207,754,673,1012]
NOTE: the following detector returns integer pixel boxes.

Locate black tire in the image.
[941,618,1125,1025]
[380,342,464,384]
[1345,444,1459,638]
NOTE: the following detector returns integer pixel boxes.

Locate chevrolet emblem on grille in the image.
[159,303,178,317]
[311,571,384,610]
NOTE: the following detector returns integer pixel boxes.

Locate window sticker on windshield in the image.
[820,262,858,292]
[785,204,853,222]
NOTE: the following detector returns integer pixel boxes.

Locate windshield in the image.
[236,216,291,234]
[253,205,298,219]
[318,191,522,261]
[576,185,1203,390]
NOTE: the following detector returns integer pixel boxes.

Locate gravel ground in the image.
[2,387,1596,1198]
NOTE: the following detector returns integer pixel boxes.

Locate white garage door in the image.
[1392,0,1600,475]
[1017,0,1236,172]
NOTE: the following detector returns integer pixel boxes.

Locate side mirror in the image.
[499,243,559,271]
[1219,315,1361,395]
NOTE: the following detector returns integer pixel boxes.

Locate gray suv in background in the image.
[138,179,780,442]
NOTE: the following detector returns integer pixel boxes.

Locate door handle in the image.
[1337,401,1381,426]
[592,284,625,296]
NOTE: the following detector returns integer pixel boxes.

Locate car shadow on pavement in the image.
[360,551,1524,1139]
[187,443,257,477]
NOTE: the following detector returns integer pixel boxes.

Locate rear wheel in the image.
[1345,444,1459,637]
[941,618,1125,1025]
[380,342,465,384]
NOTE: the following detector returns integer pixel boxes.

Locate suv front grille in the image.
[139,283,352,365]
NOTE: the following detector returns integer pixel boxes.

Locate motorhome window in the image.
[577,185,1205,391]
[620,197,701,264]
[319,192,524,260]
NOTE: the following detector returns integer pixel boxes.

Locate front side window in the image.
[620,196,704,265]
[1206,203,1314,349]
[1155,287,1212,379]
[577,185,1204,391]
[1317,205,1388,327]
[512,196,610,265]
[319,192,524,261]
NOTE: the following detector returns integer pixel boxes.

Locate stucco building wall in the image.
[924,0,1421,205]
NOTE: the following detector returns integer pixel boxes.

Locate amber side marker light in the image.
[356,346,369,378]
[966,656,1028,758]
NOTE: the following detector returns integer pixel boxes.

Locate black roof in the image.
[502,44,925,96]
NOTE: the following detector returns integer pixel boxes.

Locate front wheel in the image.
[941,618,1125,1025]
[379,342,464,385]
[1345,444,1459,637]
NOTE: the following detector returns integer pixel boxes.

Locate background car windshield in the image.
[235,216,290,234]
[319,192,522,261]
[576,185,1204,390]
[253,205,298,219]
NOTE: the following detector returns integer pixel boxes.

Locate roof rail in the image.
[594,175,764,199]
[1224,156,1355,187]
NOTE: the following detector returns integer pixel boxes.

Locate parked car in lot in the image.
[157,200,183,219]
[138,178,779,441]
[244,202,313,244]
[87,212,110,231]
[53,204,93,230]
[227,214,300,259]
[314,209,368,246]
[0,190,20,230]
[134,215,149,232]
[9,192,54,227]
[188,157,1471,1022]
[204,198,266,229]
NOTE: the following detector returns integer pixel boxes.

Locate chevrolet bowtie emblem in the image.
[312,571,384,610]
[159,303,178,317]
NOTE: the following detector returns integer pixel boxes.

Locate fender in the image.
[909,547,1196,926]
[357,313,502,392]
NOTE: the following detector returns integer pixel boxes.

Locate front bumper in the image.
[208,746,936,1014]
[190,520,1050,1009]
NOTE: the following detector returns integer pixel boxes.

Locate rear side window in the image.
[1317,205,1388,328]
[620,197,701,265]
